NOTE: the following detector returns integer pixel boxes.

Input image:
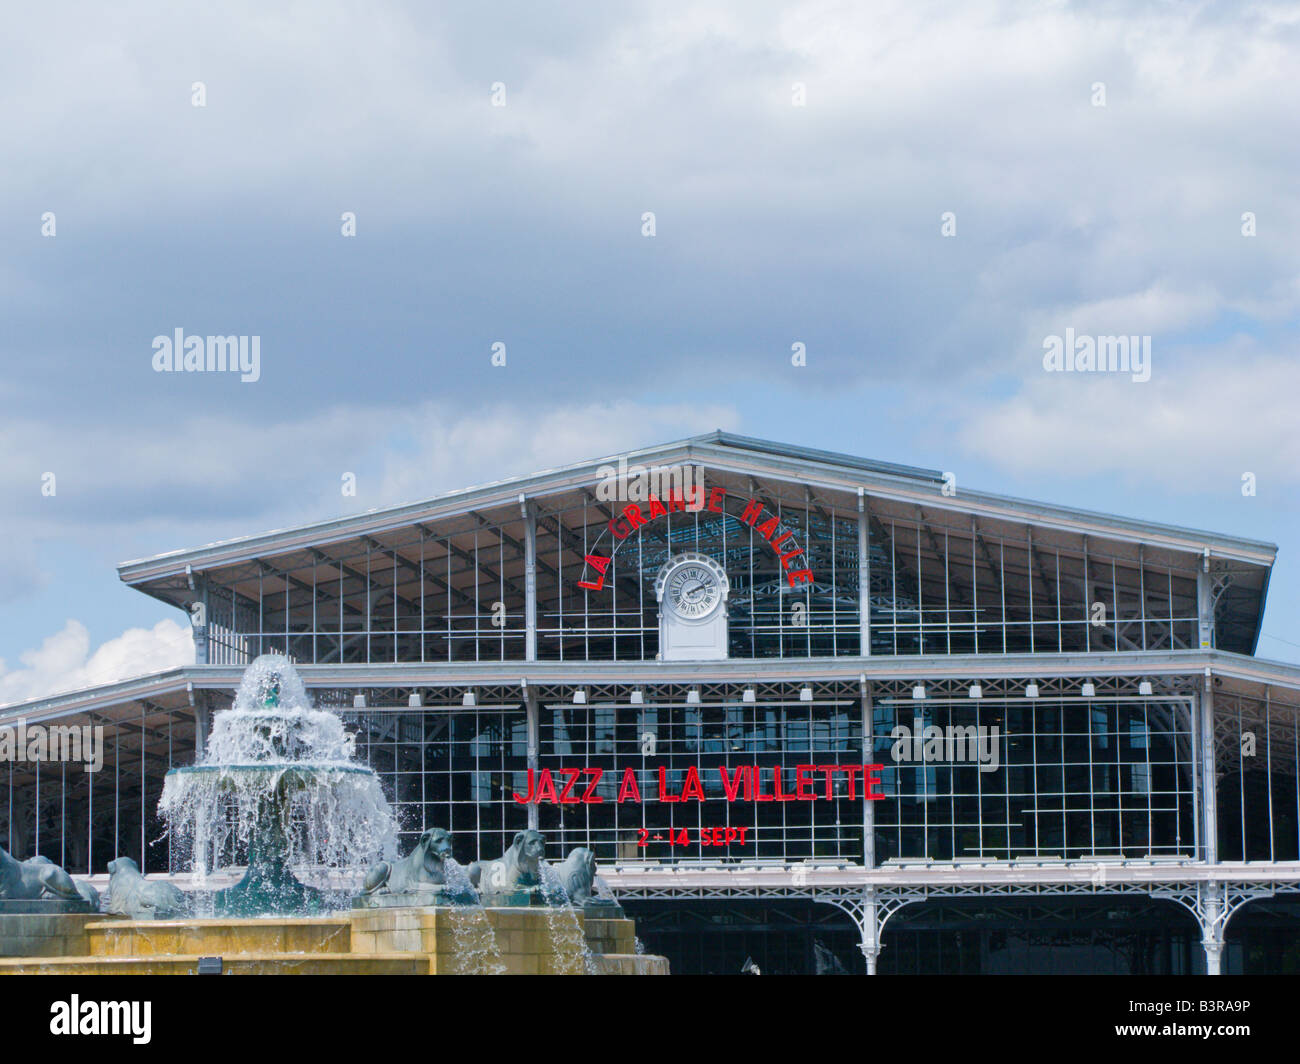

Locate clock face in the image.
[665,561,723,620]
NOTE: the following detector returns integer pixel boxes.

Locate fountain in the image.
[0,654,670,974]
[158,654,397,916]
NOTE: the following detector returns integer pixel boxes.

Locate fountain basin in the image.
[0,913,120,958]
[466,890,546,908]
[167,763,377,777]
[354,889,462,909]
[0,899,98,916]
[0,908,670,976]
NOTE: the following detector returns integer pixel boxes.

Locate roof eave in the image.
[9,649,1300,724]
[116,434,1279,587]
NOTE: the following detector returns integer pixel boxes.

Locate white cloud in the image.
[956,348,1300,489]
[0,619,194,708]
[0,0,1296,428]
[1021,283,1225,354]
[373,399,741,505]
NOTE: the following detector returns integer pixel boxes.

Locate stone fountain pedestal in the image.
[0,912,116,959]
[350,905,666,975]
[0,906,668,975]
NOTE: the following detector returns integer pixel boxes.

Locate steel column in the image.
[861,675,875,869]
[1197,556,1215,650]
[524,684,540,832]
[522,495,537,663]
[858,488,870,656]
[1200,677,1218,865]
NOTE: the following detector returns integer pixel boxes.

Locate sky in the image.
[1,0,1298,704]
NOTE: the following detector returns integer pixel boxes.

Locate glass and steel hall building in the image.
[6,432,1300,974]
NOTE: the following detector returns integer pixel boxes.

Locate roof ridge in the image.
[116,433,1277,583]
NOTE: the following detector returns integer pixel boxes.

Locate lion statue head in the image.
[511,829,545,883]
[416,827,453,875]
[469,829,547,894]
[555,846,597,904]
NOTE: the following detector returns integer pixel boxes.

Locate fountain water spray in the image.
[440,859,506,974]
[159,655,397,916]
[539,860,597,974]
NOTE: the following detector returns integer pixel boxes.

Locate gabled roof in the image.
[698,431,945,482]
[117,431,1277,587]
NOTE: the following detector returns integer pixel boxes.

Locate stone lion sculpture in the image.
[106,857,187,919]
[362,827,453,895]
[0,846,87,904]
[72,876,101,910]
[554,846,597,905]
[468,829,545,894]
[26,858,100,909]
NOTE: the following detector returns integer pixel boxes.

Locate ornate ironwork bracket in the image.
[814,886,926,974]
[1151,880,1278,975]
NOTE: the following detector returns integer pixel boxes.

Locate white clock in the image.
[666,562,723,619]
[655,553,729,660]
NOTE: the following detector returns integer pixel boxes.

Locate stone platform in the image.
[0,899,97,915]
[0,907,667,975]
[0,913,118,958]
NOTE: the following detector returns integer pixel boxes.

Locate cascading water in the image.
[539,860,596,974]
[440,859,506,974]
[158,654,398,916]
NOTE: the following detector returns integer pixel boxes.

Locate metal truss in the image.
[813,887,920,974]
[1151,880,1277,937]
[1212,692,1300,775]
[811,880,1213,974]
[1150,879,1300,974]
[607,866,1300,975]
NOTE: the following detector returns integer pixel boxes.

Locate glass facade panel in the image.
[872,698,1195,860]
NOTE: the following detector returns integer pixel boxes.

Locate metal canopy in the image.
[117,432,1277,587]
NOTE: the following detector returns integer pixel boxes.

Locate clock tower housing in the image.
[654,552,730,661]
